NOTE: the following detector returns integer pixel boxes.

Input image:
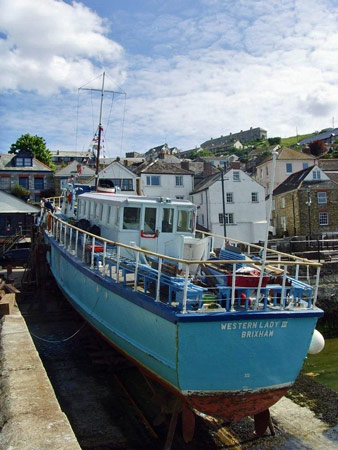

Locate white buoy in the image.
[308,329,325,354]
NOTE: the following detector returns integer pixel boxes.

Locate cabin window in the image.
[123,207,140,230]
[162,208,174,233]
[99,204,104,221]
[107,205,111,223]
[144,208,157,233]
[177,210,193,233]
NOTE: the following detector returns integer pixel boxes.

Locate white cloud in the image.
[0,0,125,94]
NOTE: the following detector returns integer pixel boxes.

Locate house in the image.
[197,155,239,170]
[50,150,95,168]
[254,147,316,196]
[54,161,96,194]
[298,128,338,147]
[191,167,267,247]
[317,158,338,184]
[272,165,338,237]
[245,144,281,175]
[134,160,194,199]
[0,151,54,202]
[0,190,39,236]
[90,160,139,194]
[143,143,179,160]
[201,127,267,151]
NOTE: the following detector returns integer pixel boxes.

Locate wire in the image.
[120,94,127,157]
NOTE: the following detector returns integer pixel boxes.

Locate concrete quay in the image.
[0,304,80,450]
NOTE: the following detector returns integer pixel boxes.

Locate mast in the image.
[78,73,126,191]
[95,72,105,191]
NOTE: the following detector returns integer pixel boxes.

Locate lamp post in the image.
[306,189,312,237]
[221,169,227,237]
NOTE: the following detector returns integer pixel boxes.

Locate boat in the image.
[42,188,324,436]
[41,74,325,441]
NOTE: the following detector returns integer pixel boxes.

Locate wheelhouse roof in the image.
[78,192,195,207]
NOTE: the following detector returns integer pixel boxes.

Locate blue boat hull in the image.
[46,234,322,420]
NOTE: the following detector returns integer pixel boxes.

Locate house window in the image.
[286,163,292,173]
[251,192,258,202]
[34,177,44,190]
[200,193,203,204]
[0,176,11,190]
[19,177,29,189]
[303,163,309,169]
[219,213,224,224]
[225,213,234,224]
[281,216,286,231]
[313,169,321,180]
[281,197,285,208]
[266,166,269,176]
[123,207,141,229]
[175,176,183,186]
[317,192,327,204]
[201,214,204,225]
[176,196,184,199]
[15,157,32,167]
[146,175,160,186]
[233,171,240,181]
[319,212,329,226]
[226,192,233,203]
[121,179,133,191]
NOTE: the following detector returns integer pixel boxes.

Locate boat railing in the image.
[46,214,322,315]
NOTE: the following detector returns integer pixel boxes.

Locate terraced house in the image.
[0,150,54,201]
[273,165,338,237]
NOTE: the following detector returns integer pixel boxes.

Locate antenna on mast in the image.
[78,72,126,191]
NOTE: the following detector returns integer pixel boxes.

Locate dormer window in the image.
[15,157,33,167]
[313,169,321,180]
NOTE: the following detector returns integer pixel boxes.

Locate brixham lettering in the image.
[221,320,287,338]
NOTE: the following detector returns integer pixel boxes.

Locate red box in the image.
[227,274,270,287]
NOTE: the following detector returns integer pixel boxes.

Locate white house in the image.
[134,160,194,199]
[255,147,316,196]
[89,160,139,194]
[191,168,267,247]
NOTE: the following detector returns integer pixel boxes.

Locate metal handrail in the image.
[46,214,321,313]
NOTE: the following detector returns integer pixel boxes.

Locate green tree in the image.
[9,133,55,169]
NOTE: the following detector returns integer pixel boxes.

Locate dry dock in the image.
[0,268,337,449]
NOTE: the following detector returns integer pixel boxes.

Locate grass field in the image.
[302,337,338,392]
[281,133,317,147]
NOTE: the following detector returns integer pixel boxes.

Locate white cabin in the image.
[76,192,211,263]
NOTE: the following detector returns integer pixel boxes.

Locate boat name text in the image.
[221,320,288,339]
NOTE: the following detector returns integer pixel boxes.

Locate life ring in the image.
[140,229,158,239]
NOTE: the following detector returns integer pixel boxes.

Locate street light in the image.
[305,189,312,237]
[221,169,227,237]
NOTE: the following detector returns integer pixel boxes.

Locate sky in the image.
[1,0,338,158]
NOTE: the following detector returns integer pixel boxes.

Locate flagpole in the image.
[95,72,105,191]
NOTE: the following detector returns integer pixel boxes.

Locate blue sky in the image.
[1,0,338,158]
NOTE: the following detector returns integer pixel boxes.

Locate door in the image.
[140,207,158,252]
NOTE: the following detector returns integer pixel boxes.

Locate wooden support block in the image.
[4,283,20,294]
[0,292,15,315]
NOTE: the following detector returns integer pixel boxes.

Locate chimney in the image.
[203,162,213,177]
[181,161,190,171]
[124,159,128,167]
[231,161,241,169]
